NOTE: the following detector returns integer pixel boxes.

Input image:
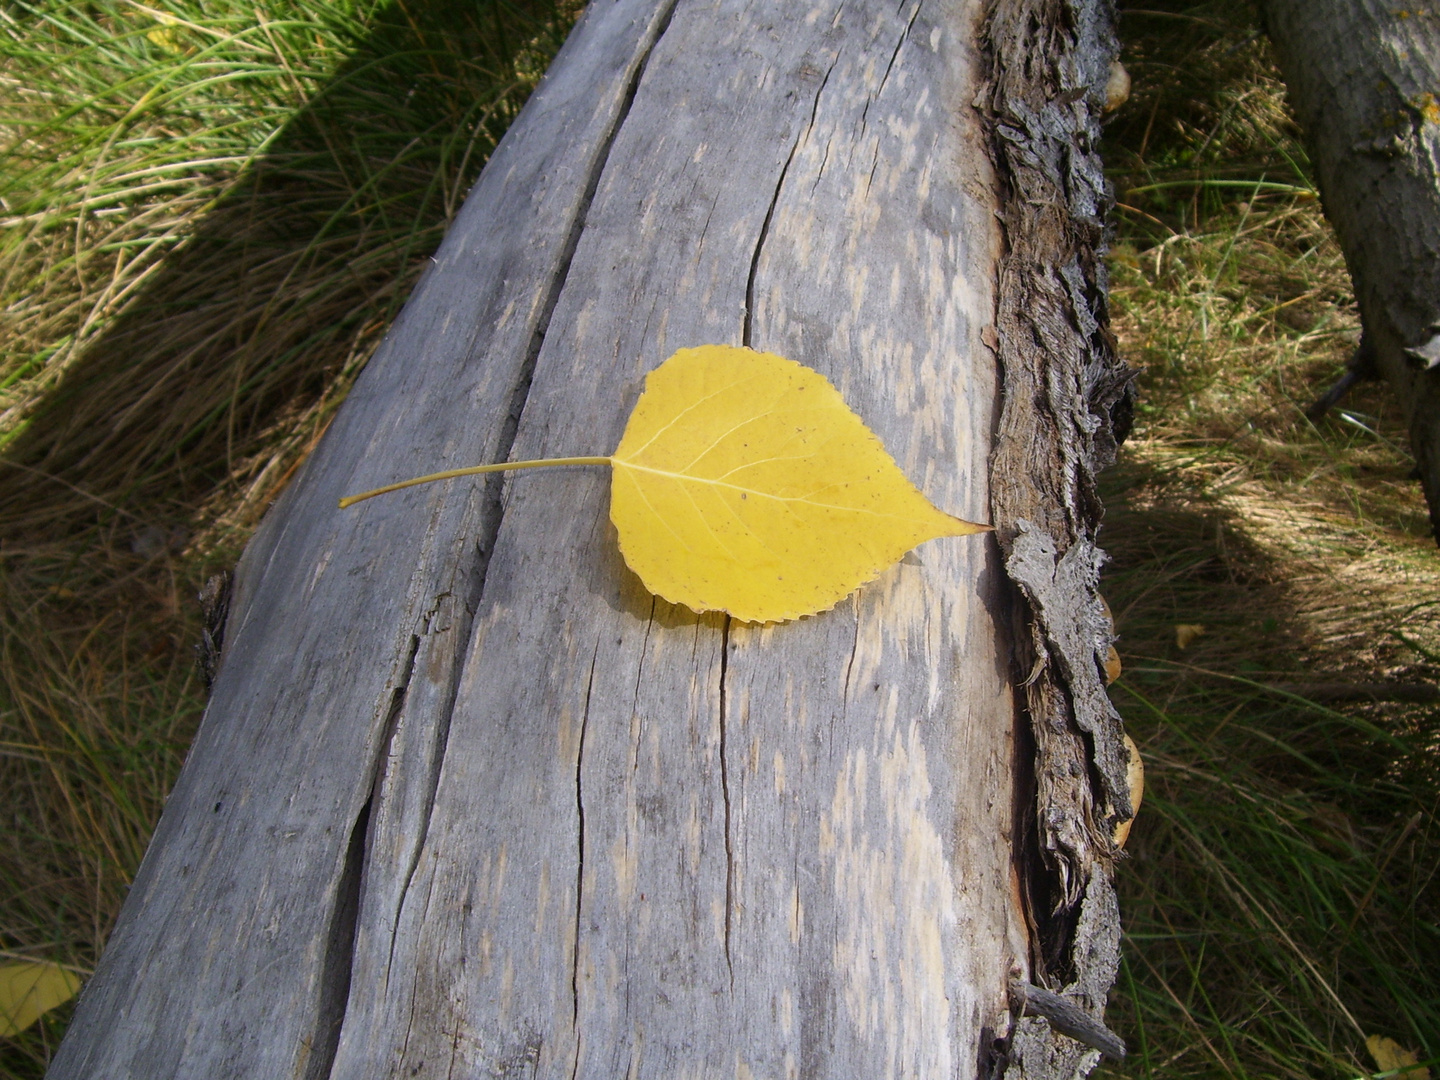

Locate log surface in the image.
[48,1,1124,1078]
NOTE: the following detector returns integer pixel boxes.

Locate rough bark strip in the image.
[1257,0,1440,541]
[1006,868,1122,1078]
[985,0,1130,893]
[983,0,1131,1076]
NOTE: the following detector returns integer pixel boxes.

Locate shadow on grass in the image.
[0,0,570,543]
[1096,2,1440,1062]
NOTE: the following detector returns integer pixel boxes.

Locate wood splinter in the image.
[1010,979,1128,1061]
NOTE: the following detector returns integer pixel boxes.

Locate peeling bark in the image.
[985,0,1133,1075]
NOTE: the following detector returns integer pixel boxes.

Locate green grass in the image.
[0,0,572,535]
[1,0,1437,1077]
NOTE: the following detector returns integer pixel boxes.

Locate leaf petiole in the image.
[339,456,613,509]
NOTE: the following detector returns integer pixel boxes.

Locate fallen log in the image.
[47,2,1132,1077]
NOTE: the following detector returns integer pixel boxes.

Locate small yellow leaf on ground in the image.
[1175,623,1205,649]
[1368,1034,1432,1079]
[0,959,82,1036]
[610,345,988,623]
[146,26,184,52]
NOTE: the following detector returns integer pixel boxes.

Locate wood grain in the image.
[47,3,677,1076]
[331,2,1022,1076]
[49,1,1125,1077]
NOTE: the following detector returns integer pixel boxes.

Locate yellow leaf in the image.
[609,346,987,622]
[146,26,184,53]
[341,344,989,623]
[0,960,82,1037]
[1368,1034,1432,1079]
[1175,623,1205,649]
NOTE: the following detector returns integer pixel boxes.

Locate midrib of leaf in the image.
[613,460,943,523]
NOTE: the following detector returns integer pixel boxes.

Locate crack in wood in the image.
[374,5,682,1065]
[573,642,599,1044]
[744,54,837,348]
[318,0,690,1039]
[718,614,734,987]
[840,609,861,704]
[305,795,370,1080]
[336,629,422,1077]
[389,603,466,970]
[861,0,921,135]
[516,0,681,419]
[462,0,683,637]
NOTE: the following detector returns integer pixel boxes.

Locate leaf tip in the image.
[946,516,994,536]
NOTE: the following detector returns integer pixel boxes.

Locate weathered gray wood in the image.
[1259,0,1440,540]
[46,3,677,1075]
[330,3,1024,1076]
[49,1,1128,1078]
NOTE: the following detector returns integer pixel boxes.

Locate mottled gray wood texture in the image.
[49,1,1128,1078]
[1259,0,1440,541]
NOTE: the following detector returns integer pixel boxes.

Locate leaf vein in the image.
[617,462,938,524]
[619,368,772,461]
